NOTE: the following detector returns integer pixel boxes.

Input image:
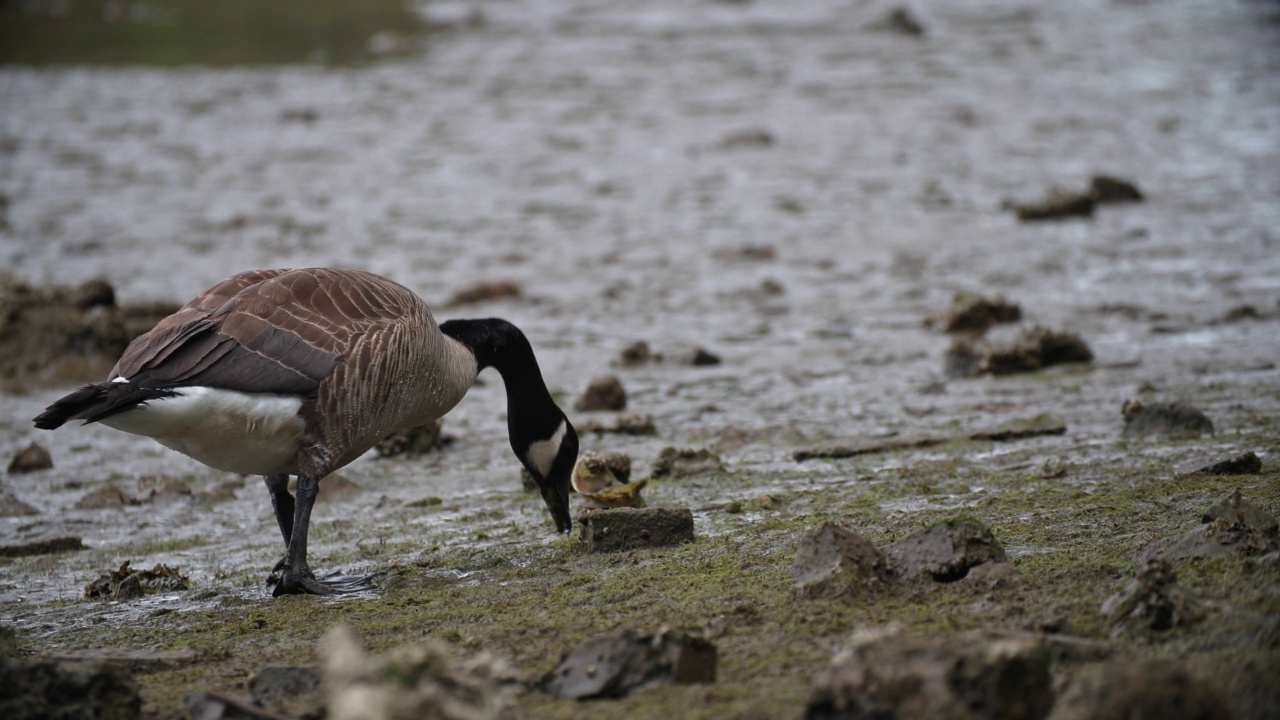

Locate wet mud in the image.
[2,0,1280,718]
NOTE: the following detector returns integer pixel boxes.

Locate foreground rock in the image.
[321,624,521,720]
[1139,489,1278,563]
[0,655,141,720]
[578,507,695,552]
[1121,399,1213,439]
[805,626,1053,720]
[1048,660,1227,720]
[575,374,627,411]
[1101,559,1204,636]
[544,628,716,700]
[7,441,52,474]
[883,518,1007,581]
[794,524,890,598]
[946,326,1092,378]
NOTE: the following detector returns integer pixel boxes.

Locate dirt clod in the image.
[1121,399,1214,439]
[686,347,722,366]
[544,628,716,700]
[651,446,724,479]
[0,655,141,720]
[882,517,1006,581]
[1012,189,1096,221]
[578,507,695,552]
[946,326,1093,378]
[924,292,1022,334]
[7,441,52,474]
[1048,660,1228,720]
[320,624,521,720]
[794,523,890,598]
[575,374,627,411]
[615,340,654,367]
[1089,174,1144,204]
[1101,559,1204,635]
[376,419,447,457]
[1140,490,1278,563]
[805,626,1053,720]
[1176,450,1262,477]
[445,279,521,306]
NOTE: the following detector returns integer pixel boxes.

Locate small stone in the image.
[74,484,133,509]
[1013,189,1096,221]
[794,523,890,598]
[651,447,724,479]
[1121,399,1214,439]
[870,6,926,36]
[616,340,654,367]
[578,507,695,552]
[721,129,774,149]
[446,280,521,306]
[1176,451,1262,477]
[544,628,716,700]
[962,561,1021,589]
[686,347,722,366]
[7,441,52,474]
[883,517,1007,581]
[575,374,627,412]
[1047,660,1228,720]
[71,278,116,310]
[1089,175,1144,204]
[946,326,1092,378]
[924,292,1022,334]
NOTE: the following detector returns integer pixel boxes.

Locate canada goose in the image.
[33,268,579,596]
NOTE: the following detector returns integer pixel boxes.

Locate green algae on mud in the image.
[10,441,1279,720]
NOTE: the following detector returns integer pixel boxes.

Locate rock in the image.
[1202,488,1277,534]
[71,279,116,310]
[961,561,1021,589]
[250,666,320,702]
[578,507,695,552]
[721,129,774,150]
[575,374,627,411]
[1088,174,1144,204]
[882,518,1007,582]
[0,535,85,558]
[924,292,1021,334]
[320,624,521,720]
[794,523,890,598]
[376,419,447,457]
[7,441,52,474]
[651,447,724,479]
[0,655,141,720]
[869,6,926,36]
[1176,451,1262,477]
[946,326,1092,378]
[616,340,654,367]
[544,628,716,700]
[1101,559,1204,635]
[577,413,657,436]
[804,626,1053,720]
[0,488,39,517]
[1121,399,1213,439]
[1047,660,1228,720]
[686,347,722,366]
[1012,189,1096,221]
[446,280,520,306]
[74,484,134,509]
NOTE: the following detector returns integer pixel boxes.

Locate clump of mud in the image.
[0,272,178,390]
[6,441,52,474]
[376,418,448,457]
[544,628,716,700]
[1121,399,1214,439]
[650,447,724,479]
[1009,174,1143,221]
[1101,559,1204,635]
[1050,660,1229,720]
[946,326,1093,378]
[575,374,627,411]
[924,292,1021,334]
[1139,489,1278,563]
[445,279,521,307]
[84,561,190,601]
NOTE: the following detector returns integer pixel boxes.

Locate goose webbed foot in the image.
[269,566,380,596]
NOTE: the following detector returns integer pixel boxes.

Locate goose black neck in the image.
[440,317,562,434]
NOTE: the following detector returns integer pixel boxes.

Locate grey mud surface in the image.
[1,0,1279,717]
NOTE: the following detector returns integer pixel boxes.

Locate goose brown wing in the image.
[109,268,412,395]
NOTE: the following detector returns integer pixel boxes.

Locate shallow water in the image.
[2,0,1279,631]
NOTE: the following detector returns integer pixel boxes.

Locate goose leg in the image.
[263,474,294,545]
[271,473,375,596]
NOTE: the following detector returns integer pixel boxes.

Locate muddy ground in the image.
[2,0,1279,718]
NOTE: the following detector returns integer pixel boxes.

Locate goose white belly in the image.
[100,386,306,475]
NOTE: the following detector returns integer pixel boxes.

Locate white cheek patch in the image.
[525,420,567,479]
